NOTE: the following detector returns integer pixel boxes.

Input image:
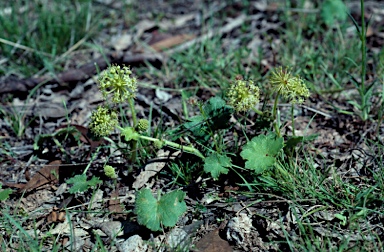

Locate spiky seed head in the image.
[269,67,310,104]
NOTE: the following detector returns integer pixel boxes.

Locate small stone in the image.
[120,235,148,252]
[226,213,252,245]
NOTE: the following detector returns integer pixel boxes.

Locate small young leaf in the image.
[203,97,234,130]
[240,133,284,174]
[135,188,187,231]
[184,115,207,139]
[321,0,347,26]
[0,184,12,201]
[184,97,234,141]
[204,153,231,179]
[66,174,102,194]
[204,96,227,114]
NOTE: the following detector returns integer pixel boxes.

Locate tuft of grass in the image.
[278,1,361,94]
[0,0,99,77]
[247,145,384,250]
[1,208,41,252]
[139,35,262,89]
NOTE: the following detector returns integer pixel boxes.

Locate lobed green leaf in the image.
[240,133,284,174]
[204,153,231,179]
[135,188,187,231]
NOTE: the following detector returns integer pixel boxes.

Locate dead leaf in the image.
[20,189,55,212]
[19,160,61,193]
[1,182,25,189]
[112,33,133,51]
[35,102,71,118]
[155,88,172,102]
[132,150,180,189]
[47,207,66,223]
[194,229,232,252]
[151,34,195,51]
[109,186,124,216]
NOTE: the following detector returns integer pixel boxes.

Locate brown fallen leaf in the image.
[151,34,195,52]
[194,229,232,252]
[47,207,66,224]
[109,185,125,218]
[18,160,61,193]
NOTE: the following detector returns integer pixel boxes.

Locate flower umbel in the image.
[136,119,149,132]
[89,106,119,137]
[104,165,117,179]
[269,67,310,104]
[99,65,138,103]
[227,78,260,112]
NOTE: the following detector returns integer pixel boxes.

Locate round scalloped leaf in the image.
[240,133,283,174]
[135,188,187,231]
[204,153,231,179]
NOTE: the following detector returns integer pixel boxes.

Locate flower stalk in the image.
[269,67,310,136]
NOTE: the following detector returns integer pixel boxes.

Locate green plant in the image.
[104,165,118,179]
[66,174,102,194]
[75,63,311,231]
[89,65,205,161]
[347,0,375,121]
[0,103,34,138]
[203,153,231,179]
[227,77,260,113]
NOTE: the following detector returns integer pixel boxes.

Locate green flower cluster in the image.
[104,165,117,179]
[89,106,118,137]
[99,65,138,103]
[136,119,149,132]
[227,78,260,112]
[269,67,310,104]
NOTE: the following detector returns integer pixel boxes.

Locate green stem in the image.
[360,0,368,120]
[272,91,281,137]
[128,97,138,162]
[251,107,264,116]
[83,146,102,175]
[181,90,189,119]
[128,97,138,126]
[291,104,295,136]
[376,82,384,136]
[138,135,205,159]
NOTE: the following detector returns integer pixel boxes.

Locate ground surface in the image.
[1,1,384,251]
